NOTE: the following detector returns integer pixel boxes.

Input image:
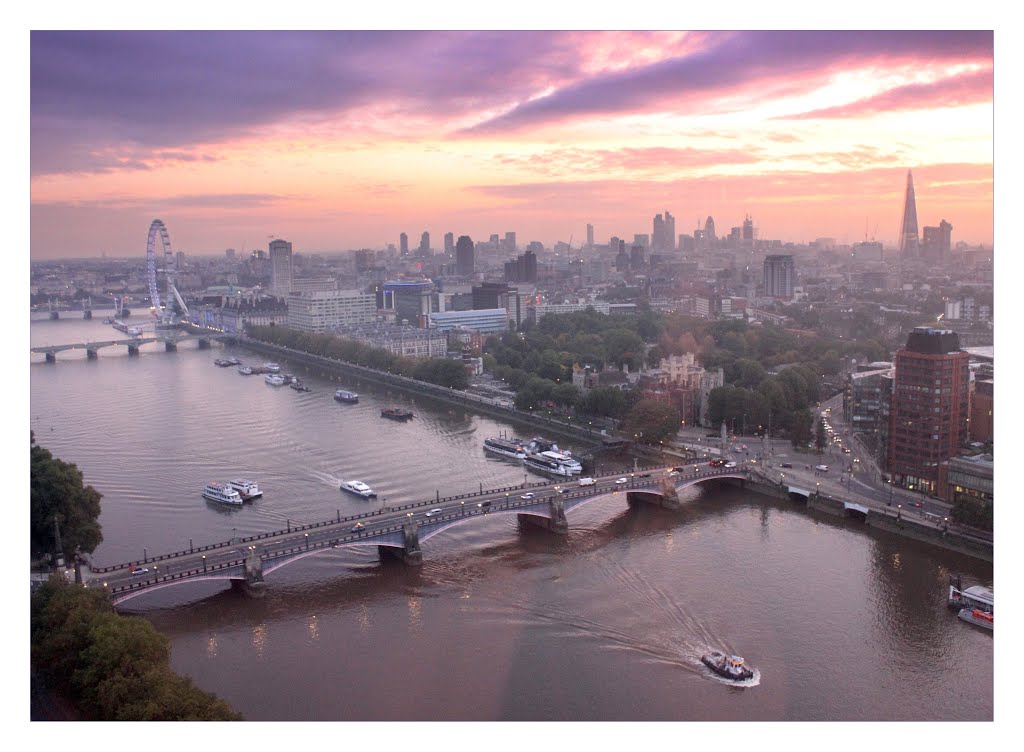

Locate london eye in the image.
[146,219,188,324]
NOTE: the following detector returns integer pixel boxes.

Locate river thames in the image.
[29,315,993,721]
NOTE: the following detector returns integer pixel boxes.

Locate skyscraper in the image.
[652,212,676,251]
[665,211,675,251]
[444,232,455,254]
[419,232,430,254]
[742,215,754,247]
[399,233,409,256]
[652,213,665,251]
[763,254,795,298]
[455,235,474,276]
[898,170,919,259]
[922,219,953,263]
[586,223,594,249]
[269,238,293,296]
[888,327,969,494]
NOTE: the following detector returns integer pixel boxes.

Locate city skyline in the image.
[30,30,994,259]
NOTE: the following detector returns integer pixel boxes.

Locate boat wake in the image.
[310,469,345,487]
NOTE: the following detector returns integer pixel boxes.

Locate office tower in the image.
[630,244,645,270]
[378,279,436,327]
[419,232,430,254]
[175,251,186,270]
[444,232,455,254]
[503,250,537,283]
[742,215,754,247]
[633,233,649,249]
[400,233,409,256]
[888,327,969,494]
[225,248,236,260]
[504,232,516,253]
[269,238,293,296]
[704,216,716,242]
[763,254,795,298]
[354,249,372,272]
[898,170,919,259]
[586,224,594,249]
[455,235,475,276]
[652,214,666,251]
[610,236,620,253]
[922,219,953,263]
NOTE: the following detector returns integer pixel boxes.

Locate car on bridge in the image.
[615,478,629,485]
[781,463,793,468]
[709,459,725,467]
[131,567,150,576]
[351,522,365,532]
[815,465,829,472]
[425,508,443,517]
[478,500,492,509]
[520,493,536,500]
[578,477,596,486]
[724,461,737,468]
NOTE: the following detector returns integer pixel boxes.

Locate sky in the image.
[28,29,994,259]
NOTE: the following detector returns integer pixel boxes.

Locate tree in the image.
[815,418,828,453]
[621,399,680,445]
[790,409,814,449]
[31,434,103,558]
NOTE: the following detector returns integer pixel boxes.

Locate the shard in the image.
[898,170,919,258]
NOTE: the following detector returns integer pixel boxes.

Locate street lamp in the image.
[460,501,465,516]
[202,555,206,572]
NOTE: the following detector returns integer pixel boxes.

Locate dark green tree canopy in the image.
[31,434,103,558]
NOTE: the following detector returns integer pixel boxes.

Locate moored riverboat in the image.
[202,481,242,506]
[483,436,527,459]
[381,407,413,421]
[227,479,262,500]
[957,607,993,631]
[335,390,359,403]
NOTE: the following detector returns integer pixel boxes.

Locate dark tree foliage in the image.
[951,499,993,532]
[621,399,681,445]
[816,418,828,452]
[31,577,242,720]
[31,434,103,558]
[790,409,814,449]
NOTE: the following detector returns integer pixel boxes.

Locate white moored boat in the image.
[262,362,281,373]
[265,373,286,385]
[203,481,242,505]
[340,480,377,498]
[227,479,262,500]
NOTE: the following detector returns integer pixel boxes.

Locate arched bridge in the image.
[31,329,231,361]
[85,465,751,606]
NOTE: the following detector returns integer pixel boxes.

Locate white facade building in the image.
[286,289,377,333]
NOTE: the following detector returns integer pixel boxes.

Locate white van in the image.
[815,464,829,472]
[578,477,596,486]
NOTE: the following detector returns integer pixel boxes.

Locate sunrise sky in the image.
[28,29,994,259]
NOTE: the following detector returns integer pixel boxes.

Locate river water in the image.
[29,315,993,721]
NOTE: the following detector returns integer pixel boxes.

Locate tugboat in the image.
[701,651,754,681]
[381,407,414,421]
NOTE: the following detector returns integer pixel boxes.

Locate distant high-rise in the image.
[419,232,430,254]
[504,250,537,283]
[742,215,754,247]
[269,239,293,296]
[444,232,455,254]
[653,214,666,251]
[922,219,953,263]
[225,248,236,260]
[586,223,594,249]
[455,235,475,276]
[653,211,675,251]
[400,233,409,256]
[763,254,795,299]
[898,170,920,259]
[633,233,649,249]
[503,232,516,253]
[704,216,716,241]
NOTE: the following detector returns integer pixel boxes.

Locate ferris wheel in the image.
[146,219,188,321]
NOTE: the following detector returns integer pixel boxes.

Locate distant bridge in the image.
[31,329,232,361]
[83,465,752,606]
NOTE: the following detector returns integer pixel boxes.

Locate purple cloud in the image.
[465,30,993,134]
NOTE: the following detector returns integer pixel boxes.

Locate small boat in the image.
[340,480,377,498]
[203,481,242,506]
[263,362,281,373]
[127,326,143,337]
[290,382,311,392]
[238,365,254,375]
[214,358,233,367]
[701,651,754,681]
[102,317,114,324]
[282,373,296,384]
[224,356,241,366]
[227,479,262,500]
[381,407,413,421]
[265,373,287,386]
[958,607,993,631]
[334,389,359,403]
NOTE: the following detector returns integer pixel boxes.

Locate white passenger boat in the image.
[238,365,254,375]
[524,452,577,477]
[265,373,286,385]
[948,575,993,613]
[202,481,242,505]
[483,437,527,459]
[227,479,262,500]
[340,480,377,498]
[334,390,359,403]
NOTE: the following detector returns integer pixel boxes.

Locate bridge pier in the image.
[83,310,92,320]
[197,338,210,349]
[49,311,59,320]
[232,550,266,598]
[377,522,423,566]
[518,496,569,534]
[626,490,679,510]
[45,352,56,363]
[86,348,98,360]
[127,344,139,356]
[164,341,177,352]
